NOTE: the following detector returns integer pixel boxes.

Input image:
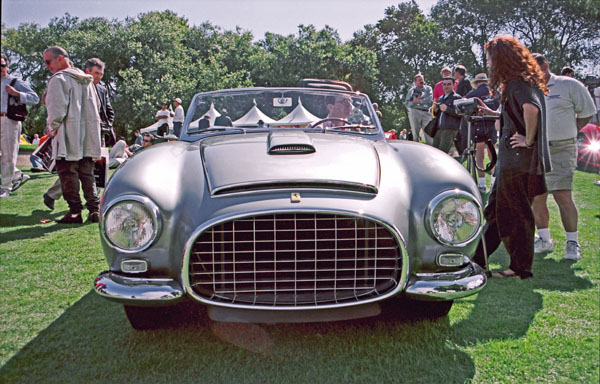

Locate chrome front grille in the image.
[188,213,402,307]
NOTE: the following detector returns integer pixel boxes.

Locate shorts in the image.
[545,140,577,191]
[472,123,497,143]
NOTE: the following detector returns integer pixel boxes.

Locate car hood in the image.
[201,130,380,195]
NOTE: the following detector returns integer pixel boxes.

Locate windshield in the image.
[181,88,382,140]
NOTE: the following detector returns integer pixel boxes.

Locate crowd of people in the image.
[0,46,181,224]
[404,65,503,192]
[0,38,598,274]
[403,37,597,275]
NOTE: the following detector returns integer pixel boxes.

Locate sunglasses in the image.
[44,58,53,65]
[0,63,7,68]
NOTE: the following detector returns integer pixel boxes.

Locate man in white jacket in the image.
[43,46,101,224]
[1,53,40,198]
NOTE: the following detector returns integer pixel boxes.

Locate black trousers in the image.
[56,158,99,215]
[474,166,544,278]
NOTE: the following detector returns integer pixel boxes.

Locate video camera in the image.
[454,98,479,116]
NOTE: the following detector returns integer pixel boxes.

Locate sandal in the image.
[491,269,520,278]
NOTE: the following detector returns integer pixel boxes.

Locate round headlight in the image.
[427,190,482,246]
[102,196,161,252]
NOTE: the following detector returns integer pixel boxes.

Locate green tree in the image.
[352,1,447,131]
[504,0,600,72]
[430,0,506,74]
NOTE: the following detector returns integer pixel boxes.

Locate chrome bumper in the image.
[94,271,184,304]
[404,262,487,301]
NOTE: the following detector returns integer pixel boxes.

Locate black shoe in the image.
[87,212,99,223]
[56,213,83,224]
[43,193,55,210]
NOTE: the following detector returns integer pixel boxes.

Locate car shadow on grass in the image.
[449,245,593,346]
[2,251,591,384]
[1,291,475,384]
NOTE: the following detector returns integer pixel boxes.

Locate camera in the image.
[454,98,479,116]
[583,76,599,89]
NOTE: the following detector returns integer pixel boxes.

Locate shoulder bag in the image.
[6,79,29,122]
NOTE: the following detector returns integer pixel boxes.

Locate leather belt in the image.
[0,113,7,117]
[549,138,576,146]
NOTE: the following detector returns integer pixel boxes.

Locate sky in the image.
[1,0,439,41]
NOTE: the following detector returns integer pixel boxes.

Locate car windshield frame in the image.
[178,87,384,142]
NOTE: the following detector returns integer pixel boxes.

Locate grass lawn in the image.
[0,166,598,384]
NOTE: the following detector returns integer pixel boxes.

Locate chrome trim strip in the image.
[210,180,378,197]
[405,263,487,300]
[100,194,162,254]
[181,208,409,311]
[94,271,184,302]
[425,189,483,247]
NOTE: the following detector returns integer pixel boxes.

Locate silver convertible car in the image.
[95,80,487,329]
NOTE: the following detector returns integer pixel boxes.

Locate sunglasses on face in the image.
[0,63,7,68]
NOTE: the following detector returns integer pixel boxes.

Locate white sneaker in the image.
[564,241,581,260]
[478,185,487,193]
[0,189,9,198]
[534,237,554,253]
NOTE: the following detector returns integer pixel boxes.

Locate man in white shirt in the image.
[172,97,185,137]
[155,102,173,137]
[531,54,596,260]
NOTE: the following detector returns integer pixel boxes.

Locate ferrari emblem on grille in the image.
[291,193,301,203]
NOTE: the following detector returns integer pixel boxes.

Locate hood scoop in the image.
[268,130,315,154]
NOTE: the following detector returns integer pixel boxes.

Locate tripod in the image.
[460,115,499,275]
[461,115,499,183]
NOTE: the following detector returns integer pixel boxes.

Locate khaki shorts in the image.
[545,141,577,191]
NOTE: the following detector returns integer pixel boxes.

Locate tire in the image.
[123,305,176,330]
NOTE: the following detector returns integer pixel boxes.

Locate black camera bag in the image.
[6,79,28,121]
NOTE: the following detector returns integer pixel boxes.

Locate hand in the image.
[510,133,529,148]
[476,98,498,116]
[5,85,20,97]
[439,103,447,112]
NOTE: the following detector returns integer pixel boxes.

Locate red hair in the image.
[485,36,547,103]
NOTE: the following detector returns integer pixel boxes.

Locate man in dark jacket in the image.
[454,65,472,97]
[432,77,462,154]
[85,58,115,146]
[214,109,233,126]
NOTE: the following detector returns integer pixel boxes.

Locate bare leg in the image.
[532,192,550,230]
[551,189,578,232]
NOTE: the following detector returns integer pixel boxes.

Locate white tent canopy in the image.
[190,102,221,127]
[276,97,319,126]
[233,99,276,126]
[140,116,173,135]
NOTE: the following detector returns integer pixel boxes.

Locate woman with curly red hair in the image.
[474,36,551,279]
